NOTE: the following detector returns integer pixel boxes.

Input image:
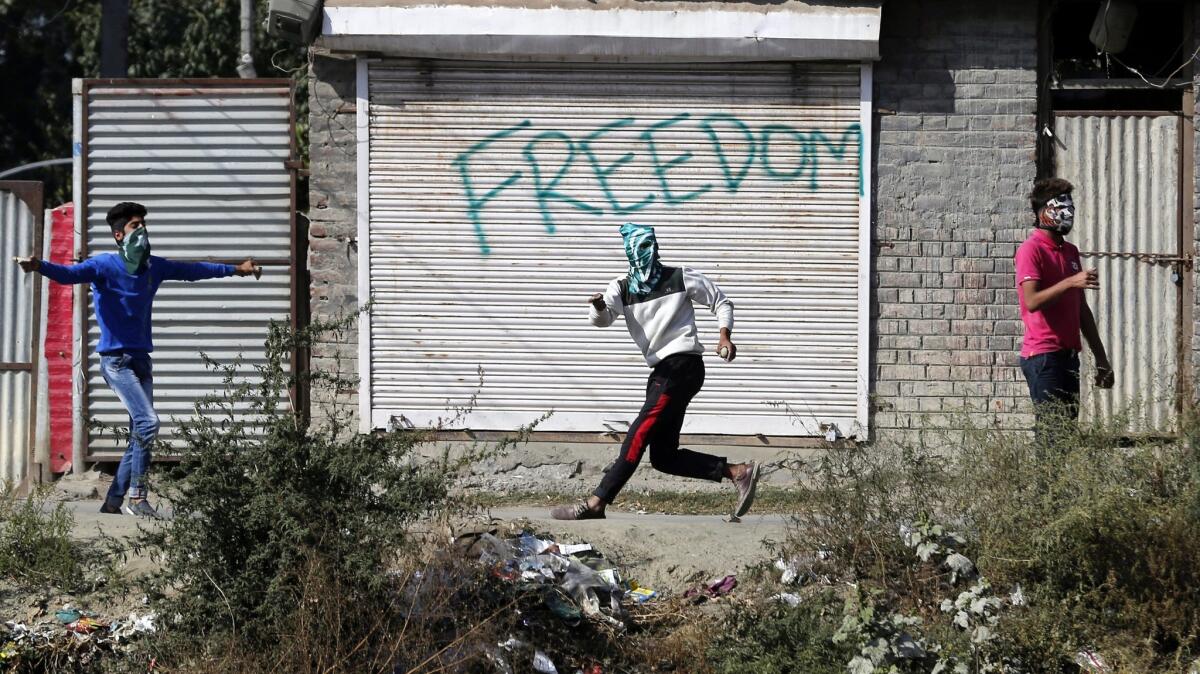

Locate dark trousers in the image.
[1019,349,1080,443]
[594,353,726,504]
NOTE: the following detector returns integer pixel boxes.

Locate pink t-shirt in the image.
[1015,229,1083,358]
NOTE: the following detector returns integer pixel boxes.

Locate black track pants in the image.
[593,353,726,504]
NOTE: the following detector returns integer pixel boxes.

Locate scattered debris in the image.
[683,574,737,602]
[532,649,559,673]
[628,587,658,604]
[1009,584,1026,607]
[0,610,158,667]
[772,592,802,607]
[1074,650,1110,673]
[458,529,633,630]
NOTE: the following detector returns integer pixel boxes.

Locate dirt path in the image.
[63,500,789,594]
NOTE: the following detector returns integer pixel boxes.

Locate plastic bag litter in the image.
[55,608,82,624]
[477,533,515,566]
[1010,584,1026,606]
[111,612,157,640]
[533,650,559,673]
[775,558,801,585]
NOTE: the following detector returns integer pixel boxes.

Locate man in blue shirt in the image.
[16,202,260,518]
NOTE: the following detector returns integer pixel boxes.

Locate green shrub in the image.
[772,401,1200,673]
[137,311,469,670]
[707,591,850,674]
[0,483,81,588]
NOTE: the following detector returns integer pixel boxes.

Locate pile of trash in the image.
[459,531,645,630]
[454,529,739,674]
[0,607,157,668]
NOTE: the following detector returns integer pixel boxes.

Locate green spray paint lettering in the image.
[452,115,864,255]
[578,117,656,215]
[698,113,757,193]
[453,119,532,254]
[642,113,712,205]
[760,122,862,193]
[523,130,602,234]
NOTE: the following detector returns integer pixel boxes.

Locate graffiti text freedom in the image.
[453,113,863,254]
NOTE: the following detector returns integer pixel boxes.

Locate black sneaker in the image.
[122,500,163,519]
[99,502,122,514]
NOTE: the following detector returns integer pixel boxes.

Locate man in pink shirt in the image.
[1015,177,1114,438]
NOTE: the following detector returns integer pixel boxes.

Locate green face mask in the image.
[619,222,663,295]
[120,226,151,273]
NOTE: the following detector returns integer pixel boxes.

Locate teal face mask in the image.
[619,222,663,295]
[120,226,151,273]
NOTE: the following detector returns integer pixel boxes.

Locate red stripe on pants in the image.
[625,393,672,462]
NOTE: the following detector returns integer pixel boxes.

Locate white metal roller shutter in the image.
[364,61,867,437]
[82,81,294,456]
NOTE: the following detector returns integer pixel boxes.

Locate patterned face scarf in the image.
[620,222,663,294]
[1038,193,1075,235]
[119,226,152,273]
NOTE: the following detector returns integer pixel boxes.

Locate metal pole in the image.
[237,0,258,78]
[99,0,130,78]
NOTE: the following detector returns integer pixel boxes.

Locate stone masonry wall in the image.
[869,0,1040,438]
[307,54,360,416]
[1193,9,1200,397]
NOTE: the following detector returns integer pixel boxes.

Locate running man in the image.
[16,202,261,517]
[550,222,760,521]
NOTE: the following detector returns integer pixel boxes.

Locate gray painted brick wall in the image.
[871,0,1039,435]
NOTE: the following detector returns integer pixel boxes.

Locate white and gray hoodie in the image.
[590,266,735,367]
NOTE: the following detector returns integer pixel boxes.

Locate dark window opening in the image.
[1038,0,1192,176]
[1053,0,1187,84]
[1049,0,1188,111]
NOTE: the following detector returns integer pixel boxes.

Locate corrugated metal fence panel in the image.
[1056,114,1179,433]
[367,61,863,437]
[0,189,35,481]
[83,82,293,453]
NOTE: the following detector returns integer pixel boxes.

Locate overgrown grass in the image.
[708,402,1200,673]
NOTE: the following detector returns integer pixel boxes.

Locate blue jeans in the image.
[1020,349,1080,443]
[99,352,159,507]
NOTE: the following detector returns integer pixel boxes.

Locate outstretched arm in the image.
[160,258,260,282]
[16,256,100,285]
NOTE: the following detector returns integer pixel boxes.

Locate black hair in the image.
[1028,178,1073,215]
[106,202,147,234]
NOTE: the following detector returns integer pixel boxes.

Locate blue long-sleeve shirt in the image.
[39,253,235,354]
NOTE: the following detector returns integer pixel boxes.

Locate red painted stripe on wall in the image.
[45,203,74,473]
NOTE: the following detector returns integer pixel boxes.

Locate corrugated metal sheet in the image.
[0,189,36,481]
[81,81,294,454]
[1056,114,1180,433]
[365,61,865,437]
